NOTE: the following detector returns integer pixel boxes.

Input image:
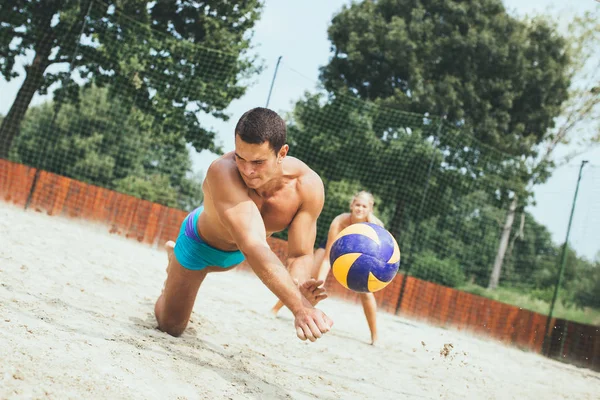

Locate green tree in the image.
[410,250,465,288]
[571,258,600,310]
[287,92,446,246]
[320,0,571,156]
[504,213,558,287]
[489,10,600,290]
[412,190,503,286]
[316,0,579,291]
[0,0,263,158]
[10,86,203,209]
[286,89,536,274]
[526,245,596,308]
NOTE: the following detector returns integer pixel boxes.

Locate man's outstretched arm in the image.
[206,163,332,341]
[286,172,327,306]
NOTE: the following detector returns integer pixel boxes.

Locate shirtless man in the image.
[154,107,333,342]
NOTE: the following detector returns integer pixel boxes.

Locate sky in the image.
[1,0,599,260]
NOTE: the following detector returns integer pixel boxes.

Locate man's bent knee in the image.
[157,320,188,337]
[155,311,189,337]
[154,295,189,337]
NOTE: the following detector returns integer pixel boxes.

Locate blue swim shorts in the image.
[173,206,246,271]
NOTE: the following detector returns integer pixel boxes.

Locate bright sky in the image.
[1,0,598,260]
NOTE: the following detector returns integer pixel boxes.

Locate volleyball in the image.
[329,222,400,293]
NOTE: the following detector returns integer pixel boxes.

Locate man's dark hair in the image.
[235,107,286,153]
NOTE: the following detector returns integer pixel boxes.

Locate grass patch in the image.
[458,283,600,326]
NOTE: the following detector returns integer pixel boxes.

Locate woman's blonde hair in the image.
[349,191,375,209]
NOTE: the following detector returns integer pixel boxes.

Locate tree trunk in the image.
[488,195,518,290]
[504,212,525,280]
[0,29,54,159]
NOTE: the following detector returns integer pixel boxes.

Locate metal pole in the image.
[265,56,282,109]
[542,159,588,355]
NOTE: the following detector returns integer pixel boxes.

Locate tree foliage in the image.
[286,0,597,312]
[10,86,203,209]
[0,0,263,158]
[320,0,571,157]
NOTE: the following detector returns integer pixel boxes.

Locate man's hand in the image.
[294,307,333,342]
[298,278,328,306]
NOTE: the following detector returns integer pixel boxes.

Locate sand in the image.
[1,202,598,400]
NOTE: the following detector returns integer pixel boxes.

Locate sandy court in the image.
[0,202,598,400]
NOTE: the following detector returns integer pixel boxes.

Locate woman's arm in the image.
[368,213,385,227]
[316,216,343,282]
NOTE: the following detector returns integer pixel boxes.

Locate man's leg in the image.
[359,292,378,345]
[154,241,208,337]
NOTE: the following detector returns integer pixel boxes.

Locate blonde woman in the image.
[271,191,384,345]
[314,191,383,345]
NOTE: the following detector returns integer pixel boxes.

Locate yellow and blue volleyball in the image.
[329,222,400,293]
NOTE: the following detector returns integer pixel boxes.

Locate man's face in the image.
[234,135,286,189]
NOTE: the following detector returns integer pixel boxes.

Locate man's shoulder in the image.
[288,156,323,191]
[286,156,324,211]
[205,153,246,199]
[206,152,238,182]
